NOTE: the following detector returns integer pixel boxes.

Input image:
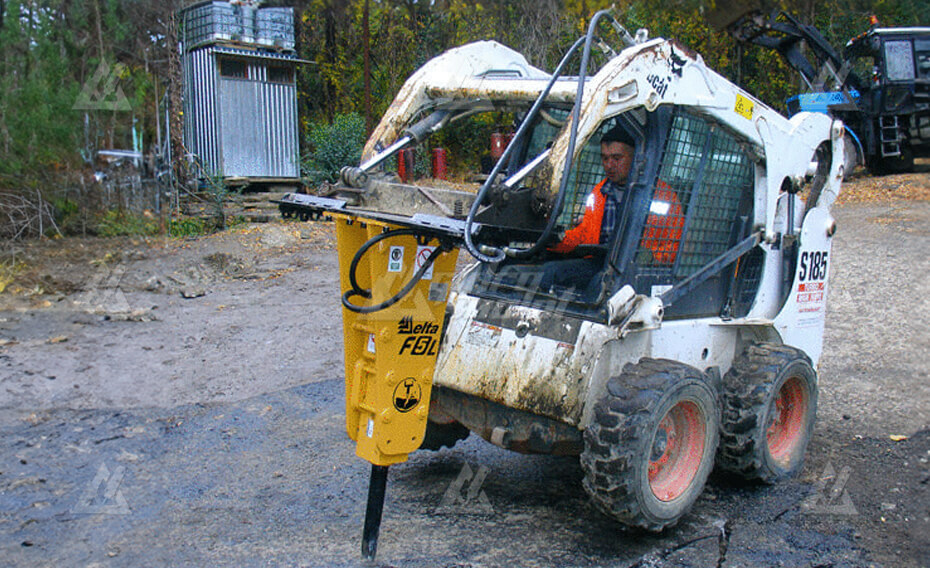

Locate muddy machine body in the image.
[280,11,844,557]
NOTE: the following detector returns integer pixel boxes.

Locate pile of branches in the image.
[0,190,61,240]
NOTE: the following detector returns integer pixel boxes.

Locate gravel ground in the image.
[0,199,927,567]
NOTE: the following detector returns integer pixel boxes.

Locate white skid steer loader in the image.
[278,10,844,557]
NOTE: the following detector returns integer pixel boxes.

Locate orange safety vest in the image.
[552,179,684,264]
[549,178,609,254]
[639,185,683,264]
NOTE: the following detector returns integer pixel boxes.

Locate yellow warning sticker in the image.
[735,94,754,120]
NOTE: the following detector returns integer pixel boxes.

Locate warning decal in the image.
[797,281,825,313]
[388,246,404,273]
[415,246,436,280]
[735,93,754,120]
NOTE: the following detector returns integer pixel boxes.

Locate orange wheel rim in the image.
[648,400,706,502]
[766,376,809,466]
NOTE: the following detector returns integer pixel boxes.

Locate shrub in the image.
[168,216,208,238]
[95,210,160,237]
[302,113,366,185]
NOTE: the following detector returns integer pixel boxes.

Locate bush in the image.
[432,112,507,178]
[95,210,160,237]
[52,197,83,235]
[201,175,239,230]
[302,113,366,185]
[168,217,208,238]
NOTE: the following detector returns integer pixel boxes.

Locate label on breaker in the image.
[415,246,436,280]
[388,246,404,273]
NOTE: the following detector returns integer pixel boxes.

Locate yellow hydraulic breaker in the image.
[332,212,459,559]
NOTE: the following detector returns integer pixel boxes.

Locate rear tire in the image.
[871,144,915,175]
[716,343,817,483]
[581,359,719,531]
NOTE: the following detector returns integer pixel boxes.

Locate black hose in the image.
[463,34,587,263]
[342,228,449,314]
[464,9,623,262]
[506,9,616,260]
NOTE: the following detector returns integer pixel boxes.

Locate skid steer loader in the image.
[278,10,844,558]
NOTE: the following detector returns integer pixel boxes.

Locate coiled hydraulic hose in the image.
[463,34,588,264]
[342,228,449,314]
[504,9,621,260]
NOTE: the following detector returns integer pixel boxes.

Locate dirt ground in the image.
[0,168,928,567]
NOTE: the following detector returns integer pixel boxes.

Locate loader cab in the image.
[469,104,764,323]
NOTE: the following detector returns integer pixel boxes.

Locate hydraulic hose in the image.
[464,9,626,262]
[342,228,449,314]
[505,9,618,260]
[463,34,588,263]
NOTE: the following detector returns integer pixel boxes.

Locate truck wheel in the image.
[419,419,470,451]
[716,343,817,483]
[581,359,719,531]
[872,145,915,175]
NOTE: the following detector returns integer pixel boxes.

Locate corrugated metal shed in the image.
[180,2,300,181]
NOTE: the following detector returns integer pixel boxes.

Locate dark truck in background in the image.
[834,26,930,173]
[726,10,930,174]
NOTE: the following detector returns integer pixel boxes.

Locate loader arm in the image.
[727,10,862,92]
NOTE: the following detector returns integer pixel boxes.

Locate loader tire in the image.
[581,359,719,531]
[716,343,817,483]
[419,420,470,451]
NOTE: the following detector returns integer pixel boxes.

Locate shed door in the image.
[218,58,268,177]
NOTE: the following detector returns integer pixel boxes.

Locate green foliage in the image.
[0,1,83,175]
[432,113,507,178]
[95,209,160,237]
[168,216,208,238]
[302,112,366,185]
[202,174,238,231]
[51,197,83,235]
[2,0,930,193]
[412,145,432,181]
[0,0,175,201]
[167,214,245,238]
[52,197,79,220]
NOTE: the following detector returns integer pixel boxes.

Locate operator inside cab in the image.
[551,125,636,255]
[541,125,636,292]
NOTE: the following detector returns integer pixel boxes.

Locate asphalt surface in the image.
[1,202,928,567]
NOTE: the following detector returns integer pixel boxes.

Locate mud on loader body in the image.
[279,11,844,558]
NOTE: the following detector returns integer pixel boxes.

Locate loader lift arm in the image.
[727,10,862,92]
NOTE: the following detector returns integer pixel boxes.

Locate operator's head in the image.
[600,126,635,185]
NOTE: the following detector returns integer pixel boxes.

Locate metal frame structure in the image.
[179,1,300,183]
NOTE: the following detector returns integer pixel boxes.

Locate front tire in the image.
[716,343,817,483]
[581,359,719,531]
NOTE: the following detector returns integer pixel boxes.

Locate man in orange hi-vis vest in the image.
[550,126,636,255]
[542,125,684,294]
[541,126,635,293]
